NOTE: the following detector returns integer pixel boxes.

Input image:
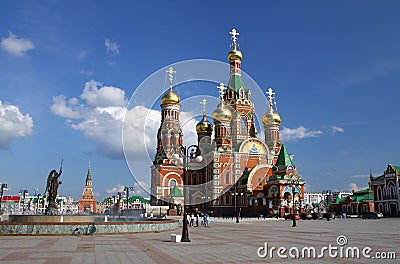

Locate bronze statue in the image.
[44,160,63,215]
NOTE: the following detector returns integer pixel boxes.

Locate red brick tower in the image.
[78,162,97,213]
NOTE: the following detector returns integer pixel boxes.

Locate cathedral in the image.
[150,29,305,218]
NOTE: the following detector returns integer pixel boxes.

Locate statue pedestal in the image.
[168,209,177,216]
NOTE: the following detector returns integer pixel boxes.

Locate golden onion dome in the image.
[161,88,180,105]
[212,102,232,121]
[196,115,213,134]
[228,48,243,61]
[262,104,281,126]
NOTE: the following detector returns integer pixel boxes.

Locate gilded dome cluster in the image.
[161,88,180,105]
[196,115,213,133]
[228,48,242,61]
[262,103,281,126]
[212,102,232,122]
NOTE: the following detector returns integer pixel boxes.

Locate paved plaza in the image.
[0,217,398,263]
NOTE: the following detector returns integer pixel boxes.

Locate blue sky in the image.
[1,1,399,200]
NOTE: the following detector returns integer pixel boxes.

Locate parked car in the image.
[284,213,300,220]
[361,212,383,219]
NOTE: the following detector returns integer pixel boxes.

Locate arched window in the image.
[169,179,177,193]
[378,203,384,213]
[225,172,230,184]
[377,186,383,200]
[225,195,231,205]
[170,132,174,146]
[239,88,244,99]
[388,182,396,197]
[240,118,247,134]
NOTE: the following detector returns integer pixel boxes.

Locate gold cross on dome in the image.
[200,98,208,115]
[229,28,239,47]
[266,88,275,104]
[166,66,176,87]
[217,83,226,100]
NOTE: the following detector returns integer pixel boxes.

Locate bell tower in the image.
[154,66,183,165]
[223,28,256,147]
[262,88,282,158]
[212,83,232,151]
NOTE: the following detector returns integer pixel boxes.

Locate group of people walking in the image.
[187,213,210,227]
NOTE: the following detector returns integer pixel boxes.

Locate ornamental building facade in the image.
[150,29,305,217]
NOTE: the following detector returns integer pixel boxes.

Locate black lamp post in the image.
[287,180,299,227]
[172,145,202,243]
[19,189,28,213]
[117,192,123,214]
[0,183,7,212]
[234,182,239,223]
[124,186,134,210]
[36,193,41,214]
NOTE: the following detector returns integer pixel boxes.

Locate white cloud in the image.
[280,126,322,141]
[104,184,125,194]
[1,32,35,57]
[50,80,198,161]
[350,174,369,179]
[348,182,368,192]
[0,100,33,149]
[80,69,94,76]
[133,181,150,196]
[77,50,86,59]
[104,182,150,197]
[331,126,344,134]
[81,80,127,107]
[50,95,81,119]
[105,38,120,55]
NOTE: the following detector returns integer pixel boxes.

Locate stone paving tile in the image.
[0,218,398,263]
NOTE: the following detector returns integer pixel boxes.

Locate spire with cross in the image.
[229,28,239,49]
[217,82,226,101]
[166,66,176,90]
[266,87,279,112]
[200,98,208,116]
[266,88,275,105]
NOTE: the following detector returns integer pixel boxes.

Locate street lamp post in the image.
[112,195,116,215]
[172,145,202,243]
[233,182,239,223]
[287,180,299,227]
[19,189,28,214]
[36,193,41,214]
[0,183,7,212]
[124,186,134,210]
[117,192,123,215]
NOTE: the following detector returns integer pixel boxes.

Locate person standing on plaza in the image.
[186,213,191,225]
[195,213,199,227]
[190,213,195,227]
[203,214,207,227]
[206,214,210,227]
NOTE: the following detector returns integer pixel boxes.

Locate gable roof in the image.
[228,74,244,93]
[168,186,184,197]
[128,196,150,203]
[1,195,20,202]
[275,144,293,167]
[394,166,400,175]
[350,189,373,202]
